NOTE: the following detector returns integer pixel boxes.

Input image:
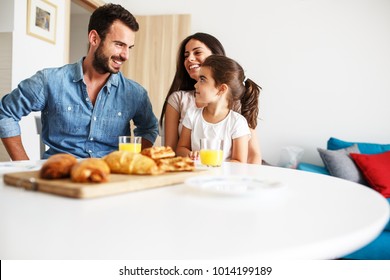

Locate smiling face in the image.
[92,20,135,74]
[184,39,213,80]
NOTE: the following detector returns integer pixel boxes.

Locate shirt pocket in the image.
[53,103,85,134]
[102,108,132,137]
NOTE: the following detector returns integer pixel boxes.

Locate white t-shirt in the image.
[182,107,251,161]
[167,90,242,136]
[167,90,196,135]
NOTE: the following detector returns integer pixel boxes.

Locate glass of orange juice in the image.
[200,138,224,167]
[118,136,142,153]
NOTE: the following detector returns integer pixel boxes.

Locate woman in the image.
[160,33,262,164]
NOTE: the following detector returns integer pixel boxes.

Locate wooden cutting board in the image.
[3,169,209,199]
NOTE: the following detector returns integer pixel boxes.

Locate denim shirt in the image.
[0,58,159,159]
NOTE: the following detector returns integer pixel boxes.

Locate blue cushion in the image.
[343,231,390,259]
[385,198,390,232]
[297,163,330,175]
[327,137,390,154]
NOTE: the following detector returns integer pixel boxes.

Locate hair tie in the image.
[243,76,248,86]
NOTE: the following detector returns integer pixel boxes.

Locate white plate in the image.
[185,175,286,196]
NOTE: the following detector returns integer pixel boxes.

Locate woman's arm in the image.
[141,137,153,149]
[164,104,180,150]
[247,128,262,164]
[230,135,250,163]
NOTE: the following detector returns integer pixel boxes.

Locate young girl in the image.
[160,33,262,164]
[176,55,261,163]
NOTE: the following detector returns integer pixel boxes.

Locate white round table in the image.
[0,161,388,259]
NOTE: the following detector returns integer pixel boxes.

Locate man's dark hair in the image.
[88,3,139,41]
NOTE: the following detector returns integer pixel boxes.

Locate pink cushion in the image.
[351,151,390,198]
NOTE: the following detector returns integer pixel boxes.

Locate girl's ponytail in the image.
[240,78,261,129]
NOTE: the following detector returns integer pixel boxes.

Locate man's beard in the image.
[93,44,120,74]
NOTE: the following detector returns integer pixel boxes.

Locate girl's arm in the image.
[176,127,196,159]
[230,135,250,163]
[248,128,262,164]
[164,104,180,150]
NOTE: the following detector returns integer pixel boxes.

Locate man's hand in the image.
[1,136,29,161]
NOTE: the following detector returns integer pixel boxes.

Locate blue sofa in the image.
[297,137,390,259]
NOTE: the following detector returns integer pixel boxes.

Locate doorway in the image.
[69,0,94,64]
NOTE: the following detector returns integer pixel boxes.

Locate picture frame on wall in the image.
[27,0,57,44]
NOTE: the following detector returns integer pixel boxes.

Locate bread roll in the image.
[40,153,78,179]
[71,158,110,183]
[104,151,162,175]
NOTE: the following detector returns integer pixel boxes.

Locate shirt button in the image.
[86,97,89,101]
[67,106,72,111]
[90,137,94,141]
[88,150,92,153]
[118,112,122,116]
[93,117,97,121]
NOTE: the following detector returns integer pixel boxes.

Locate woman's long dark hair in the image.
[159,33,225,127]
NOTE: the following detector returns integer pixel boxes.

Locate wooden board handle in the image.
[3,175,39,191]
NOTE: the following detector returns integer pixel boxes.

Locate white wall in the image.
[12,0,67,85]
[0,0,68,160]
[2,0,389,164]
[0,0,14,32]
[120,0,390,165]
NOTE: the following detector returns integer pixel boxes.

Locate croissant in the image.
[40,153,78,179]
[104,151,162,175]
[70,158,110,183]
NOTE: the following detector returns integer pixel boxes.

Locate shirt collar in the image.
[73,58,84,83]
[72,57,120,91]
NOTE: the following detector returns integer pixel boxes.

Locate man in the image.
[0,4,158,160]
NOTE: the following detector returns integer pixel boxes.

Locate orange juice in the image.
[200,149,223,166]
[119,143,142,153]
